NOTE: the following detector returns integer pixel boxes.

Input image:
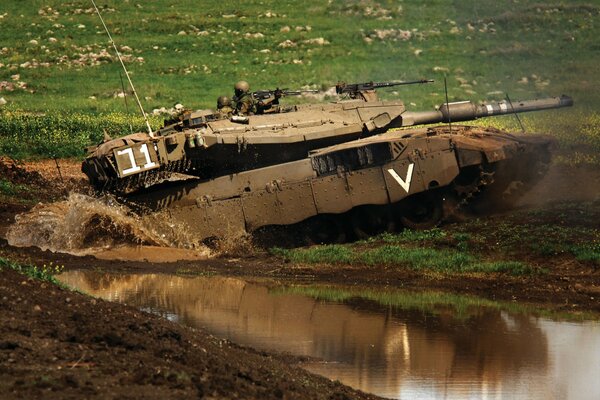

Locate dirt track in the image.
[1,158,599,398]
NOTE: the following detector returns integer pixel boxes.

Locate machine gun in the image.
[251,88,320,114]
[252,88,320,101]
[336,79,434,101]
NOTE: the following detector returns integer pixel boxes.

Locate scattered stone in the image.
[278,40,296,48]
[302,37,330,46]
[365,28,412,42]
[244,32,264,39]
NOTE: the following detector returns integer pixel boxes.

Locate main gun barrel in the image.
[400,95,573,127]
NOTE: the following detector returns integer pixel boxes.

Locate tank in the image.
[81,86,573,242]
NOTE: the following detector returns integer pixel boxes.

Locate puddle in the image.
[58,271,600,400]
[90,245,209,262]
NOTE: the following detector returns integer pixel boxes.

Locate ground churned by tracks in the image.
[0,158,599,398]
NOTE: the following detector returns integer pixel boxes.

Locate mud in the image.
[0,266,378,399]
[6,193,209,254]
[1,157,599,398]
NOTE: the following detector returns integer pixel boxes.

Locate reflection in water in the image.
[58,271,600,400]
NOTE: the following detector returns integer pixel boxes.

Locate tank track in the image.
[442,164,496,221]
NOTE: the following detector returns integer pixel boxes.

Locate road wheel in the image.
[350,205,395,239]
[397,191,443,229]
[304,214,347,245]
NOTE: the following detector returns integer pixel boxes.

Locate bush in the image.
[0,110,162,159]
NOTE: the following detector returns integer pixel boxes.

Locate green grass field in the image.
[0,0,599,158]
[1,0,598,111]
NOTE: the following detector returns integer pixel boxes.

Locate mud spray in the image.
[516,164,600,207]
[6,193,213,261]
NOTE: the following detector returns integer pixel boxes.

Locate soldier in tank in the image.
[255,89,283,114]
[233,80,256,116]
[216,95,234,118]
[233,80,284,116]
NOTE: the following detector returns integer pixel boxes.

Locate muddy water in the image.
[57,271,600,400]
[6,193,211,258]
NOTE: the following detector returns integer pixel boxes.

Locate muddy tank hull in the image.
[126,125,554,243]
[82,96,571,195]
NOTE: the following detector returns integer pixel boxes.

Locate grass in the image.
[273,206,600,274]
[453,206,600,264]
[0,178,28,196]
[0,0,597,111]
[272,244,354,264]
[0,257,66,286]
[0,0,599,160]
[571,244,600,265]
[271,230,536,276]
[357,227,447,244]
[0,110,163,159]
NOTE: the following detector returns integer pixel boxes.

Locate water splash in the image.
[6,193,209,256]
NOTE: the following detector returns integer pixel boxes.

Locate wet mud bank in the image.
[1,233,599,315]
[1,158,599,398]
[0,267,378,399]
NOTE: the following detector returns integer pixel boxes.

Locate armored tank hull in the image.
[122,124,553,242]
[81,94,571,242]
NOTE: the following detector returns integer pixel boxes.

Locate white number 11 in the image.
[116,143,156,176]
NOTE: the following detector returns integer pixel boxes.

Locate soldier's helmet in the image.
[234,80,250,96]
[217,95,232,109]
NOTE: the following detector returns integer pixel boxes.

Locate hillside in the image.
[0,0,598,113]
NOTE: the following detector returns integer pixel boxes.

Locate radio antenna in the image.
[505,93,526,133]
[91,0,154,137]
[444,76,452,134]
[118,71,134,134]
